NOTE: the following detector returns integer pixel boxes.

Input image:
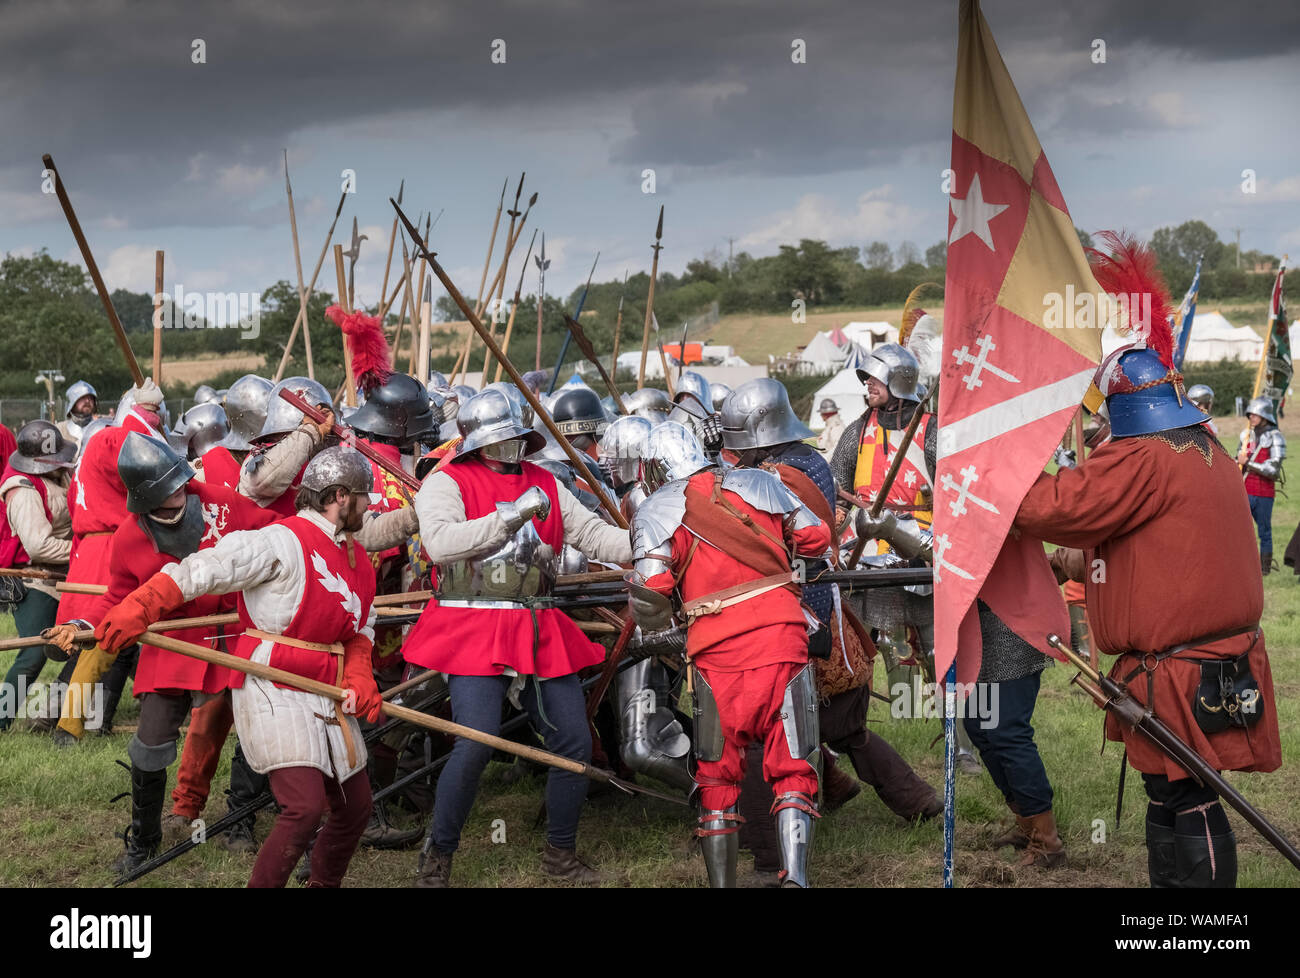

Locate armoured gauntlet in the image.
[855,508,932,562]
[496,487,550,532]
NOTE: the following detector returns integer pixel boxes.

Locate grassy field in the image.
[0,414,1296,889]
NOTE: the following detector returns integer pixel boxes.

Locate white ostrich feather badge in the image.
[311,550,362,631]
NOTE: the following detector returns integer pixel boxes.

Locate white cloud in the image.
[215,162,271,195]
[738,186,926,251]
[100,244,159,292]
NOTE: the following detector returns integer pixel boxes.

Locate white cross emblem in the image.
[939,465,1000,518]
[903,470,917,488]
[953,334,1020,391]
[932,533,973,582]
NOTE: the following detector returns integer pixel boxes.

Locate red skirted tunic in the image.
[231,515,376,689]
[1015,431,1282,781]
[199,445,243,490]
[402,458,605,677]
[60,411,162,624]
[101,482,278,695]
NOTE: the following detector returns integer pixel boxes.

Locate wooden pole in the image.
[495,229,537,384]
[562,314,627,414]
[846,404,926,569]
[151,250,164,384]
[407,216,430,377]
[478,187,525,385]
[393,200,628,529]
[658,342,675,398]
[377,180,403,324]
[273,191,346,383]
[283,151,316,384]
[476,178,508,317]
[611,272,627,382]
[332,244,357,407]
[417,278,432,386]
[638,206,665,389]
[41,154,145,386]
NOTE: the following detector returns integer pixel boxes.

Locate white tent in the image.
[1101,310,1264,363]
[797,331,846,374]
[807,367,868,431]
[841,321,899,349]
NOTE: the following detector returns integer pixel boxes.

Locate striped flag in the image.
[935,0,1105,684]
[1172,256,1203,369]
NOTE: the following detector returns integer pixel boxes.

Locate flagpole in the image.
[943,661,957,889]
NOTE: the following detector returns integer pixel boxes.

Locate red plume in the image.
[325,305,392,394]
[1086,230,1174,368]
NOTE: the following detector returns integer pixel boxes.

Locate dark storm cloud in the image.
[2,0,1295,228]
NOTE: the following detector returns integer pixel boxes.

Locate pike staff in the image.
[494,228,538,384]
[637,206,664,389]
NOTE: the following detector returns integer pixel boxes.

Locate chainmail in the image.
[830,401,937,501]
[765,441,835,626]
[1131,423,1219,467]
[975,600,1051,684]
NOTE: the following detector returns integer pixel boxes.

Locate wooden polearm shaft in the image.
[377,179,404,325]
[332,245,358,407]
[846,402,925,570]
[611,271,627,378]
[151,251,164,383]
[408,214,431,377]
[494,229,538,384]
[479,184,529,384]
[457,177,519,385]
[393,200,628,530]
[272,190,346,383]
[141,631,677,800]
[417,278,432,386]
[282,150,316,384]
[637,206,665,389]
[42,154,145,387]
[476,178,509,317]
[563,314,626,414]
[393,231,420,378]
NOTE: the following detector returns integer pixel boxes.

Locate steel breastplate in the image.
[436,519,557,603]
[140,494,205,559]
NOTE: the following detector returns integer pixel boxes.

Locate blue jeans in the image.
[962,672,1054,817]
[0,589,60,731]
[429,673,591,854]
[1248,494,1274,552]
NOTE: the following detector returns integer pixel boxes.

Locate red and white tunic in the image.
[163,509,377,780]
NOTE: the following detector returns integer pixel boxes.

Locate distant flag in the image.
[1172,255,1203,369]
[935,0,1103,687]
[651,311,661,333]
[1253,257,1290,415]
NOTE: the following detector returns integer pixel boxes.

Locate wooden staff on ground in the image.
[42,154,144,386]
[637,206,665,389]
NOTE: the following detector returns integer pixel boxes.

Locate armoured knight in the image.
[1238,395,1286,574]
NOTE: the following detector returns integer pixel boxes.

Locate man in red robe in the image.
[1016,341,1282,888]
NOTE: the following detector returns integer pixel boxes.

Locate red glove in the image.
[94,572,186,653]
[341,634,383,723]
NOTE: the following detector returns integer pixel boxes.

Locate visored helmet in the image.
[300,445,373,494]
[455,389,545,460]
[597,414,654,488]
[720,378,813,451]
[346,372,438,446]
[640,421,711,494]
[257,376,332,442]
[180,402,230,459]
[857,343,920,402]
[118,432,195,514]
[551,386,607,439]
[221,375,274,451]
[10,420,77,476]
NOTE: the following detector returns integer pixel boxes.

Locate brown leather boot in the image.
[540,843,602,884]
[414,849,452,888]
[1017,811,1067,868]
[990,802,1029,849]
[820,749,862,812]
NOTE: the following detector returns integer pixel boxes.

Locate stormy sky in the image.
[2,0,1298,313]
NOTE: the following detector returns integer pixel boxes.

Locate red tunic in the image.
[199,445,242,490]
[60,411,161,623]
[402,458,605,678]
[0,464,52,566]
[1241,429,1276,498]
[100,483,278,695]
[644,471,831,672]
[1015,433,1282,780]
[231,515,376,689]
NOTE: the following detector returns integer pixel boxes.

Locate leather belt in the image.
[681,571,796,621]
[244,629,343,655]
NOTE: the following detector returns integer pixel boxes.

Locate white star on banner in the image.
[949,172,1008,251]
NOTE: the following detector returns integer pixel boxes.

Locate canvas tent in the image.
[796,330,847,374]
[807,367,868,431]
[1100,310,1264,363]
[841,321,899,349]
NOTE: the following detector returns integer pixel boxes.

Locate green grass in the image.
[1,415,1297,888]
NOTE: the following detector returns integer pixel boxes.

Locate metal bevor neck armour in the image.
[141,493,205,559]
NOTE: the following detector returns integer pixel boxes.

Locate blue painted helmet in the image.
[1096,345,1207,438]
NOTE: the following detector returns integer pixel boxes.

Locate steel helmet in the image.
[597,414,654,488]
[1185,384,1213,412]
[1245,396,1277,425]
[118,432,195,514]
[857,343,920,402]
[1095,346,1208,438]
[622,387,672,424]
[640,421,711,494]
[300,445,374,494]
[550,386,607,439]
[193,384,222,406]
[180,402,230,459]
[720,378,813,451]
[257,376,332,442]
[674,371,712,415]
[818,398,839,415]
[455,389,545,459]
[709,382,733,412]
[10,421,77,476]
[346,372,439,446]
[220,375,274,451]
[483,382,534,428]
[64,381,98,420]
